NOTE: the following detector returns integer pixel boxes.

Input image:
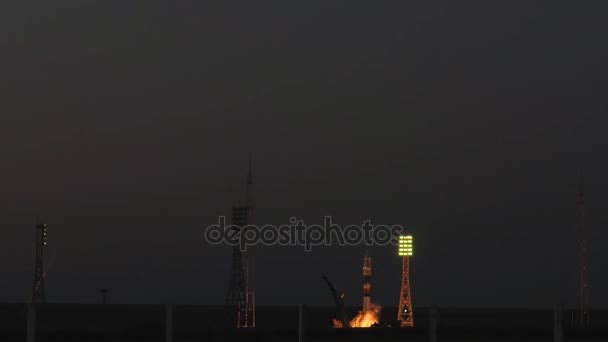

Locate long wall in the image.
[1,304,606,341]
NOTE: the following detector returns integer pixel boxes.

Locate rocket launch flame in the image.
[328,252,382,328]
[349,309,380,328]
[348,253,381,328]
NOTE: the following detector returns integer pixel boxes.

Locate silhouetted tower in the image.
[100,288,108,304]
[244,155,255,328]
[226,158,255,328]
[32,222,47,304]
[397,235,414,327]
[576,180,590,325]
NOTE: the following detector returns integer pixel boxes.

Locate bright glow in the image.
[349,304,381,328]
[349,311,379,328]
[398,235,413,256]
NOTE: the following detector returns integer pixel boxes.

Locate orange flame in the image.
[349,310,379,328]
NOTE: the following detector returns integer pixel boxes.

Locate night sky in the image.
[2,1,608,308]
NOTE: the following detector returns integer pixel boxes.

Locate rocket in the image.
[362,252,371,311]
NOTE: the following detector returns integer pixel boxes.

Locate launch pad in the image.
[323,234,415,328]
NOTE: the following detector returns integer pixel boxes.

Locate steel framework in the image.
[397,235,413,327]
[397,255,413,327]
[32,222,47,304]
[576,181,590,326]
[225,160,255,328]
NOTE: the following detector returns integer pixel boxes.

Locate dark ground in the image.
[0,303,606,341]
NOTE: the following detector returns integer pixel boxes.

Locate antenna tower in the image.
[226,157,255,328]
[32,221,47,304]
[576,180,590,325]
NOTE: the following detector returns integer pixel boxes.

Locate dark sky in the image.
[2,1,608,308]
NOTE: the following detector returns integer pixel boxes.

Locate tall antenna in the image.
[226,156,255,328]
[32,219,47,304]
[576,178,590,325]
[246,152,253,210]
[244,153,255,327]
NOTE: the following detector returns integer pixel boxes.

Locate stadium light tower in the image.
[397,235,414,327]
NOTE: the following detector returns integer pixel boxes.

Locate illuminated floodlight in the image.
[398,235,413,256]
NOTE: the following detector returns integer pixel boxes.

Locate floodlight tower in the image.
[397,235,413,327]
[32,223,47,304]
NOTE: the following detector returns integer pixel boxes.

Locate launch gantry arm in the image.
[321,273,349,328]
